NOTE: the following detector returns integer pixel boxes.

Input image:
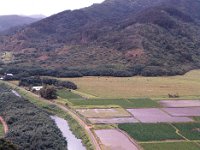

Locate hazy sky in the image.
[0,0,105,16]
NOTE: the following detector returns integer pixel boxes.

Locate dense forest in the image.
[0,84,67,150]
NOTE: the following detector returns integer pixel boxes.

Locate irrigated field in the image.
[76,108,131,118]
[60,70,200,99]
[118,123,182,141]
[141,142,200,150]
[67,98,159,108]
[173,123,200,140]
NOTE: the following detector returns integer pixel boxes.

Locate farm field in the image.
[60,70,200,99]
[173,123,200,140]
[141,142,200,150]
[89,117,138,124]
[76,108,131,118]
[118,123,182,141]
[119,123,200,149]
[160,100,200,107]
[94,129,139,150]
[127,108,193,123]
[163,107,200,117]
[3,71,200,150]
[59,96,159,108]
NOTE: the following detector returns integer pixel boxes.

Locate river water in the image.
[51,116,86,150]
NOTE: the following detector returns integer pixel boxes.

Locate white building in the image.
[32,86,43,91]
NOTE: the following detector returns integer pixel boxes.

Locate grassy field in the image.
[0,124,3,137]
[57,89,83,100]
[118,123,182,141]
[141,142,200,150]
[173,123,200,140]
[59,70,200,99]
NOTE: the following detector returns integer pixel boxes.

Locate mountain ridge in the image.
[0,0,200,77]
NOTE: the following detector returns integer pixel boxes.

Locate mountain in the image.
[28,14,46,19]
[0,0,200,77]
[0,15,43,32]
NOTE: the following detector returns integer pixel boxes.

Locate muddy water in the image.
[51,116,86,150]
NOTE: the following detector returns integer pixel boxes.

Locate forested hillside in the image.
[0,0,200,76]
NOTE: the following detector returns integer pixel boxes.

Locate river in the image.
[51,116,86,150]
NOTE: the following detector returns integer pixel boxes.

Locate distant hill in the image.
[0,0,200,77]
[0,15,43,32]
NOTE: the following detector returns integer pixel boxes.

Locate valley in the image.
[0,69,200,150]
[0,0,200,150]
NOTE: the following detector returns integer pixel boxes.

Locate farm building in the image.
[32,86,43,91]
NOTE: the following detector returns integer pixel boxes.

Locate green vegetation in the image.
[141,142,200,150]
[1,0,200,77]
[0,139,18,150]
[0,84,67,149]
[194,117,200,122]
[68,98,159,108]
[57,89,82,100]
[118,123,182,141]
[0,124,3,137]
[173,123,200,140]
[40,86,57,99]
[19,76,77,89]
[5,82,93,150]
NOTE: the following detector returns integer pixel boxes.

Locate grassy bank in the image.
[0,124,3,137]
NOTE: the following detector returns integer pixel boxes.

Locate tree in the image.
[40,86,57,100]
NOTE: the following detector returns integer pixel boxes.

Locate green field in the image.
[57,89,83,100]
[141,142,200,150]
[57,89,159,108]
[71,98,159,108]
[0,124,3,137]
[118,123,182,141]
[59,70,200,99]
[173,123,200,140]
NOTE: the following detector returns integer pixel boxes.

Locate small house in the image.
[32,86,43,91]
